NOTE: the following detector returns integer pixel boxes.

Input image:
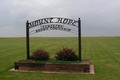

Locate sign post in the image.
[78,18,81,61]
[26,20,30,59]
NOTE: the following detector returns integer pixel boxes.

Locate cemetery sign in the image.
[26,17,81,61]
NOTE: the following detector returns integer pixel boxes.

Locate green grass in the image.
[19,59,83,64]
[0,37,120,80]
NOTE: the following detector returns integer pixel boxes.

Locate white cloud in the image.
[0,0,120,37]
[38,0,60,6]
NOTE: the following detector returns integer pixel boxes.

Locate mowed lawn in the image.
[0,37,120,80]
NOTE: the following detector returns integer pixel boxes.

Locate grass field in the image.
[0,37,120,80]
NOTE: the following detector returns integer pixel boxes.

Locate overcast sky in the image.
[0,0,120,37]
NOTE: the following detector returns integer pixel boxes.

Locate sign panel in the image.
[29,24,72,35]
[29,17,78,28]
[36,24,71,32]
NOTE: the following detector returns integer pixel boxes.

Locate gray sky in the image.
[0,0,120,37]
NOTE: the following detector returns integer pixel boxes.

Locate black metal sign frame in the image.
[26,17,81,61]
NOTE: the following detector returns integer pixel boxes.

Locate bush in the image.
[55,47,78,61]
[32,49,50,60]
